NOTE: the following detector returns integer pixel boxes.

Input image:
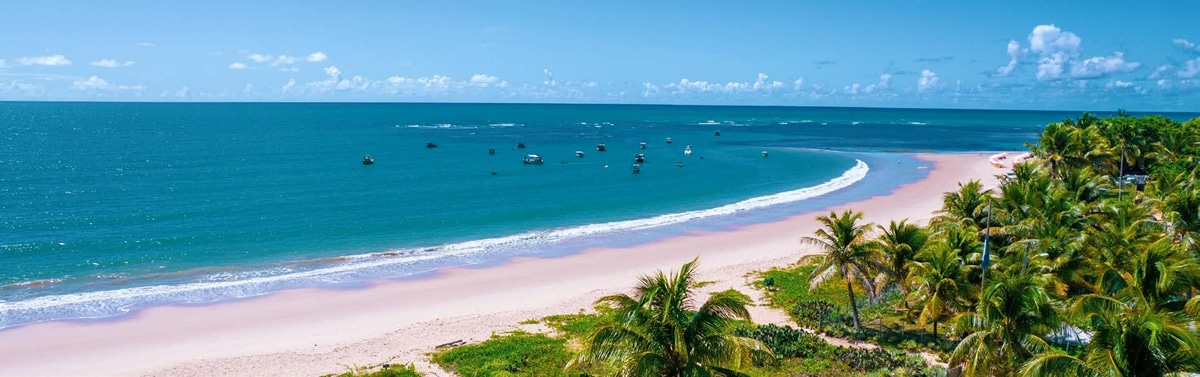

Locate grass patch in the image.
[323,363,423,377]
[431,330,579,377]
[539,306,614,339]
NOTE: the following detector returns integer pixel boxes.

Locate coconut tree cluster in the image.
[803,113,1200,376]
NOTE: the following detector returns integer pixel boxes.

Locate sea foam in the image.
[0,160,869,329]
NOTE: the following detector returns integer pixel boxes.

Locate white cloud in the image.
[1106,80,1134,88]
[0,59,6,68]
[585,81,597,88]
[752,73,783,91]
[306,52,327,62]
[793,78,804,90]
[273,55,298,65]
[844,83,861,95]
[542,68,557,86]
[1173,38,1200,52]
[469,74,500,87]
[996,40,1021,76]
[228,62,248,70]
[918,70,940,92]
[1148,64,1172,79]
[642,82,659,97]
[324,66,341,78]
[1069,52,1140,78]
[863,73,892,93]
[282,78,297,93]
[137,42,157,48]
[279,67,299,72]
[175,86,190,98]
[1157,79,1170,89]
[72,76,109,90]
[248,54,272,63]
[1180,57,1200,78]
[91,59,135,68]
[243,83,254,94]
[18,55,72,66]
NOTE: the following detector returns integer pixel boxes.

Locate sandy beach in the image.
[0,153,1004,377]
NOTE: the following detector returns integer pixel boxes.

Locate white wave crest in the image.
[0,160,869,328]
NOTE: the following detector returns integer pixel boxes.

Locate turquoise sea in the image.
[2,103,1195,329]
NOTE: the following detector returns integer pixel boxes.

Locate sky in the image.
[2,1,1199,111]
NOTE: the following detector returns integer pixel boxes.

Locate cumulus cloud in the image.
[1174,38,1200,53]
[91,59,136,68]
[1148,64,1172,79]
[175,86,190,98]
[1070,52,1140,78]
[642,82,659,97]
[542,68,556,86]
[137,42,157,48]
[248,54,272,63]
[228,62,247,70]
[18,55,72,66]
[279,67,299,72]
[793,78,804,89]
[306,52,327,62]
[1105,80,1134,88]
[469,74,500,87]
[243,83,254,94]
[273,55,298,65]
[72,76,109,90]
[996,40,1021,76]
[863,73,892,93]
[1180,57,1200,78]
[999,25,1143,81]
[918,70,940,92]
[282,78,297,93]
[752,73,784,91]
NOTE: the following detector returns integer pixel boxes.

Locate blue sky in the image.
[2,1,1199,111]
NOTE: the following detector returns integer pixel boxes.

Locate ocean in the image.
[1,102,1193,329]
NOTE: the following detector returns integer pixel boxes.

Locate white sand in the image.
[0,153,1004,377]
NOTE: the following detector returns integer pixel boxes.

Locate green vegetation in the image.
[323,363,423,377]
[765,112,1200,376]
[431,331,577,377]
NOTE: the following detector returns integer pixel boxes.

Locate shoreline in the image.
[0,152,1005,377]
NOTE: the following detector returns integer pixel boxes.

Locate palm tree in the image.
[1021,240,1200,377]
[576,258,769,377]
[949,270,1060,377]
[802,209,883,331]
[905,244,975,341]
[931,180,992,230]
[878,219,929,293]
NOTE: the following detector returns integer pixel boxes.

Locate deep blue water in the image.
[1,102,1194,328]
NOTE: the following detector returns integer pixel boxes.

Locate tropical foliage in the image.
[792,112,1200,376]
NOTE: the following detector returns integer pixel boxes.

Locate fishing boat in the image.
[426,142,438,148]
[517,141,526,149]
[684,145,693,156]
[640,142,647,149]
[714,131,721,136]
[762,150,769,157]
[522,154,544,165]
[596,143,606,152]
[675,161,685,167]
[489,148,496,155]
[362,155,375,165]
[665,137,673,144]
[631,163,641,174]
[575,150,585,157]
[634,153,645,163]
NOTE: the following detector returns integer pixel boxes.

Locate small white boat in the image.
[631,163,641,174]
[596,143,607,152]
[762,150,769,157]
[640,142,647,149]
[684,145,693,156]
[665,137,673,144]
[634,153,645,163]
[522,154,544,165]
[362,155,375,165]
[575,151,585,157]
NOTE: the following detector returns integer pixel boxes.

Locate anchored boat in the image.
[362,155,375,165]
[522,154,544,165]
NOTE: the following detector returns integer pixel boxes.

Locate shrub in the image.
[431,331,575,377]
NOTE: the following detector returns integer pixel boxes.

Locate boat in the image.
[596,143,606,152]
[675,161,685,167]
[714,131,721,136]
[426,142,438,148]
[684,145,693,156]
[640,142,647,149]
[489,148,496,155]
[631,163,641,174]
[522,154,544,165]
[362,155,375,165]
[517,141,526,149]
[575,151,585,157]
[762,150,769,157]
[634,153,645,163]
[665,137,673,144]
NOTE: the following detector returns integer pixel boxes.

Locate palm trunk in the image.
[933,319,938,341]
[846,278,862,331]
